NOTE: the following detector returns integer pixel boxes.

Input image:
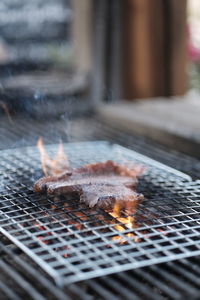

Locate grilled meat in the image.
[34,160,144,208]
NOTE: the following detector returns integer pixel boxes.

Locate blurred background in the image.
[0,0,200,157]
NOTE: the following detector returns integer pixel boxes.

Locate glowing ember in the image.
[37,137,69,176]
[73,211,88,221]
[37,236,49,245]
[54,245,69,258]
[33,222,52,245]
[34,223,46,232]
[33,220,71,257]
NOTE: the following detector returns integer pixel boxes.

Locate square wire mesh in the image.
[0,141,200,285]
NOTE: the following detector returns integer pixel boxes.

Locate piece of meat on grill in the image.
[34,160,144,208]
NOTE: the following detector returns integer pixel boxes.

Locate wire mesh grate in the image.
[0,141,200,285]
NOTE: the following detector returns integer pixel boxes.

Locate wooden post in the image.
[72,0,92,75]
[165,0,187,96]
[123,0,187,99]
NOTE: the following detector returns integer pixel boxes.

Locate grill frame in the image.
[1,141,200,285]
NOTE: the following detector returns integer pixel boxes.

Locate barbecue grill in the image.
[1,1,200,298]
[1,115,200,299]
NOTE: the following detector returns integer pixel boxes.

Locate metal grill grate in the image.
[1,141,200,285]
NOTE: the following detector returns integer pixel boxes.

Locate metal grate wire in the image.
[1,141,200,285]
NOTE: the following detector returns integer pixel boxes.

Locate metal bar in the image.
[114,271,166,300]
[0,260,46,300]
[95,276,142,300]
[86,279,120,300]
[0,242,70,300]
[134,267,181,299]
[0,281,21,300]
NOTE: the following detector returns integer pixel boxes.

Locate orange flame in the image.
[37,137,69,176]
[108,201,140,244]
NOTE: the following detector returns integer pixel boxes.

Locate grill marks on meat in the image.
[34,160,144,208]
